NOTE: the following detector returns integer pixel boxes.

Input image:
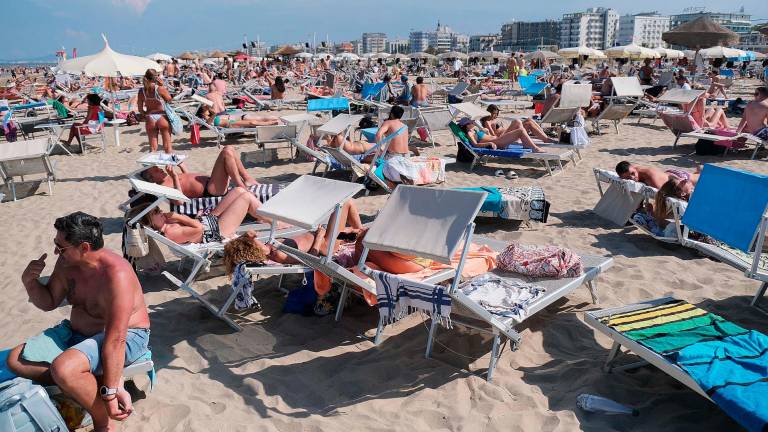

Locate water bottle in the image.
[576,394,639,416]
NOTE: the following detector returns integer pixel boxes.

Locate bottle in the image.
[576,394,639,416]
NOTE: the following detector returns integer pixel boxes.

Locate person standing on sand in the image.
[137,69,173,154]
[7,212,151,432]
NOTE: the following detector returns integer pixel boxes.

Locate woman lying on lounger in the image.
[197,105,280,128]
[136,187,272,245]
[222,200,363,268]
[458,117,543,152]
[481,104,554,143]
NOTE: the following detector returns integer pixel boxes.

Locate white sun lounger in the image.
[121,179,307,330]
[0,138,57,201]
[539,83,592,128]
[593,77,644,134]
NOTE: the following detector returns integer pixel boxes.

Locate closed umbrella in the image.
[146,52,172,62]
[60,35,161,77]
[662,16,739,49]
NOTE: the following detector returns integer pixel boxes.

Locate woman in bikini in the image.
[223,200,363,267]
[459,117,543,152]
[137,69,173,153]
[480,104,553,143]
[651,176,694,237]
[135,187,272,245]
[197,105,280,128]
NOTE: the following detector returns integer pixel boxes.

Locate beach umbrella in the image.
[409,52,435,59]
[146,52,172,62]
[60,35,161,77]
[698,46,744,59]
[208,50,227,58]
[234,53,250,61]
[390,53,409,61]
[479,51,508,60]
[178,52,198,60]
[338,52,359,60]
[272,45,300,56]
[294,52,313,59]
[557,46,605,59]
[372,52,390,59]
[437,51,468,60]
[655,47,685,59]
[606,43,660,59]
[524,50,560,61]
[662,16,739,49]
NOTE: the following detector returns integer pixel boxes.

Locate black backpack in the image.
[456,140,475,163]
[695,139,723,156]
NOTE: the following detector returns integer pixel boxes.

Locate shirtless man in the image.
[140,146,258,198]
[615,161,700,189]
[164,59,179,77]
[410,76,430,107]
[205,80,227,115]
[7,212,150,432]
[374,105,410,157]
[736,86,768,140]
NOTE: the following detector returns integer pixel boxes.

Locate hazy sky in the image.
[4,0,767,60]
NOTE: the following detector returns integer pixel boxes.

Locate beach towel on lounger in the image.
[497,243,582,278]
[460,275,545,321]
[171,183,285,216]
[372,269,451,326]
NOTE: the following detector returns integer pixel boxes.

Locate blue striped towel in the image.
[372,269,451,327]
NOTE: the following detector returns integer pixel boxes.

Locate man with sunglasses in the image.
[737,86,768,141]
[7,212,150,432]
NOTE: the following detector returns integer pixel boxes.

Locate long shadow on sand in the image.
[517,295,763,431]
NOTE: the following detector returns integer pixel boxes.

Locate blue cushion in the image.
[361,127,378,142]
[682,164,768,252]
[307,97,349,112]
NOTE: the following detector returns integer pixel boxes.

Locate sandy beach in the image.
[1,79,767,432]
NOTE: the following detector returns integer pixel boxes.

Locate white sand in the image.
[1,80,767,431]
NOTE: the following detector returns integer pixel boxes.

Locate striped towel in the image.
[372,269,451,327]
[171,183,285,216]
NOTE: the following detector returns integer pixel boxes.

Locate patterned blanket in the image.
[171,183,285,216]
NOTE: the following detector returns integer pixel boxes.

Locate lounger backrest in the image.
[420,108,453,132]
[682,164,768,252]
[362,186,486,264]
[518,75,537,89]
[361,83,386,100]
[658,89,705,105]
[611,77,644,97]
[255,125,297,141]
[0,138,48,162]
[448,102,489,120]
[658,71,674,88]
[256,175,363,230]
[447,82,469,96]
[559,83,592,108]
[317,114,363,136]
[659,111,699,133]
[307,97,350,112]
[129,178,190,203]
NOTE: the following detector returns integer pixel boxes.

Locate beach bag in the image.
[695,139,722,156]
[570,113,590,147]
[125,111,139,126]
[0,377,69,432]
[190,123,200,145]
[125,224,149,258]
[497,242,583,279]
[283,271,317,316]
[163,102,183,135]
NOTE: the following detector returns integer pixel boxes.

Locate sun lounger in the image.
[593,168,687,243]
[0,138,56,201]
[678,165,768,312]
[654,89,706,147]
[539,83,592,128]
[593,77,644,134]
[121,179,307,330]
[585,297,768,432]
[679,131,767,159]
[416,107,454,147]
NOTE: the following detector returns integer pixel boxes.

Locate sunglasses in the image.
[54,243,75,254]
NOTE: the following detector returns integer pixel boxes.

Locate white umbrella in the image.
[338,52,359,60]
[655,47,685,59]
[557,46,605,59]
[294,52,313,59]
[60,35,161,77]
[372,52,390,59]
[698,46,744,59]
[438,51,468,60]
[605,43,660,59]
[146,52,172,62]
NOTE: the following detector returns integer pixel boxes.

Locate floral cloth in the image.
[497,242,583,279]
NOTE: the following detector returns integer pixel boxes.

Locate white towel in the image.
[461,275,545,323]
[372,270,451,327]
[231,263,260,311]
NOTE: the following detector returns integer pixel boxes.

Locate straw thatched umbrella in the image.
[662,16,739,49]
[209,50,227,58]
[437,51,468,60]
[178,52,197,60]
[524,50,560,61]
[272,45,300,56]
[410,52,435,60]
[479,51,507,61]
[390,53,409,61]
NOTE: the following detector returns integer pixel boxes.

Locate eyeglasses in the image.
[54,243,74,254]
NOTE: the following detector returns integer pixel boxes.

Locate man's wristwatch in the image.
[100,386,118,400]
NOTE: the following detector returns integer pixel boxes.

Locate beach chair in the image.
[655,89,706,147]
[355,186,612,380]
[538,83,592,128]
[518,75,548,97]
[678,165,768,312]
[593,168,687,244]
[448,121,575,177]
[592,77,644,134]
[0,138,56,201]
[585,297,768,432]
[121,179,307,330]
[416,107,453,147]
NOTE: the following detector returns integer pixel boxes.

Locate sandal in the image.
[505,170,518,180]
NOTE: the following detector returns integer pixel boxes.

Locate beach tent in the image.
[60,35,161,77]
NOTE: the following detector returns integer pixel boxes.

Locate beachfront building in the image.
[409,22,468,52]
[617,12,670,47]
[469,34,500,52]
[350,40,362,55]
[736,31,768,53]
[560,7,619,49]
[670,7,752,36]
[362,32,387,54]
[499,20,560,52]
[387,39,409,54]
[335,42,354,54]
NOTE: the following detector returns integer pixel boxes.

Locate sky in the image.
[3,0,767,60]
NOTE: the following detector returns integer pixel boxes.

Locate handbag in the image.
[125,225,149,257]
[163,101,183,135]
[190,123,200,145]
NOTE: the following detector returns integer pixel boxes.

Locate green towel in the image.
[51,100,70,119]
[21,320,73,364]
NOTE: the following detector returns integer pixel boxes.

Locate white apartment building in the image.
[617,13,670,47]
[409,22,468,52]
[362,32,387,54]
[560,7,619,49]
[387,39,409,54]
[408,31,430,53]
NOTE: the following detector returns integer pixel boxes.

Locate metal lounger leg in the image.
[334,282,350,322]
[543,160,553,177]
[586,280,599,304]
[751,282,768,311]
[487,333,502,381]
[425,318,438,358]
[603,341,622,372]
[374,319,385,345]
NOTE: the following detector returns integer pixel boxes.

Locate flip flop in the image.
[495,169,505,177]
[505,170,518,180]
